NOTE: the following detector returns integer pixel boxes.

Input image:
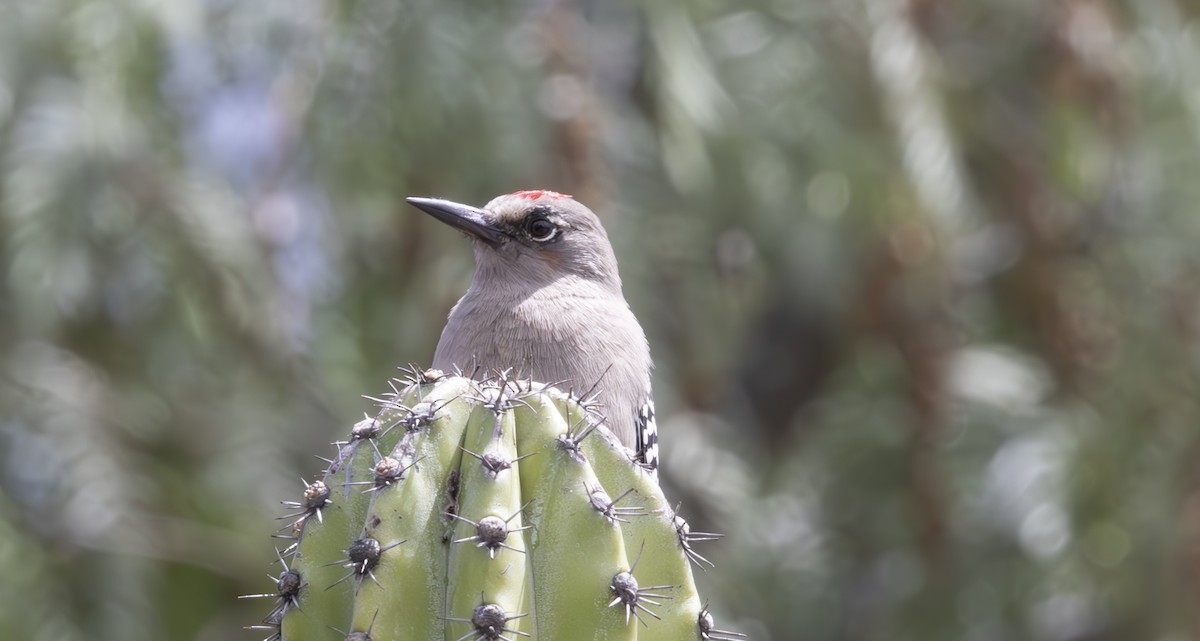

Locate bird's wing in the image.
[634,391,658,475]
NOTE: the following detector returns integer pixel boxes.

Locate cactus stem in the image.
[672,512,724,570]
[587,484,648,524]
[329,608,379,641]
[607,542,675,626]
[272,518,305,557]
[445,507,533,558]
[555,409,602,461]
[448,361,479,380]
[397,396,457,434]
[363,437,385,460]
[351,416,382,441]
[279,479,332,524]
[445,469,462,525]
[698,605,747,640]
[533,379,571,396]
[325,538,404,592]
[370,391,460,440]
[607,570,672,626]
[558,402,605,456]
[572,363,613,408]
[271,374,724,640]
[243,622,282,641]
[239,547,304,619]
[346,455,424,493]
[468,371,533,414]
[460,447,536,479]
[346,609,379,641]
[320,440,352,475]
[572,396,605,423]
[271,537,300,560]
[361,394,399,408]
[395,364,445,387]
[447,600,530,641]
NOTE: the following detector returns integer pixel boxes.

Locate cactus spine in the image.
[251,369,742,641]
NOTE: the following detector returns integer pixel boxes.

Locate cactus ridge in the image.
[247,368,741,641]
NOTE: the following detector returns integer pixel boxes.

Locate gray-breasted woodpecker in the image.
[406,190,657,472]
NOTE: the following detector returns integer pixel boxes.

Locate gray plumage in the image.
[406,191,657,470]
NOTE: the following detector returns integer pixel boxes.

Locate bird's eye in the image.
[527,217,558,242]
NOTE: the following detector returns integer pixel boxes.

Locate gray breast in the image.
[432,287,651,447]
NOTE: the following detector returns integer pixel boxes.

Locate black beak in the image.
[406,197,508,248]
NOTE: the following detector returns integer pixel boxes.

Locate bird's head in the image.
[406,190,621,290]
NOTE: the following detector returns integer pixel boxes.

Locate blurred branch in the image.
[861,0,962,572]
[540,1,607,205]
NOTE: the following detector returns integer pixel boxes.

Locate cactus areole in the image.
[248,368,743,641]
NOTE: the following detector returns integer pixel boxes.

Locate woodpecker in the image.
[406,190,657,471]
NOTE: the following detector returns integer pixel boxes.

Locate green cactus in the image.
[248,368,742,641]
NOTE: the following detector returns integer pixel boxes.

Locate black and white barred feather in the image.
[634,393,658,473]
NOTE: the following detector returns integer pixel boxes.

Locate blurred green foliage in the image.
[2,0,1200,640]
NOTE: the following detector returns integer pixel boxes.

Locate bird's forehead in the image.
[513,189,572,201]
[485,190,585,224]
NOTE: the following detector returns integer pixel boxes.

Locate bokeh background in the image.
[3,0,1200,640]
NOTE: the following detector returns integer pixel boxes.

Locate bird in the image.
[406,190,657,472]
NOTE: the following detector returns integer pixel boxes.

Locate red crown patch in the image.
[512,190,572,201]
